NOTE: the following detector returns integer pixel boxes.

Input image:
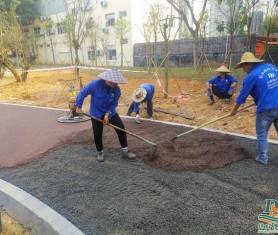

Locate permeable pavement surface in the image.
[0,103,278,235]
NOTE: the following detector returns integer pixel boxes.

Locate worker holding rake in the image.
[75,68,136,162]
[231,52,278,165]
[206,65,238,105]
[127,83,155,124]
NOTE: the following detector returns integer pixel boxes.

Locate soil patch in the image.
[63,120,251,172]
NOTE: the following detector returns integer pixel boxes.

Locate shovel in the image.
[170,103,255,150]
[82,113,158,151]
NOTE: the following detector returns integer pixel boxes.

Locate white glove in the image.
[135,114,141,124]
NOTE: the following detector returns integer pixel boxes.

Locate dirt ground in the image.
[0,68,277,141]
[0,68,277,171]
[0,68,277,234]
[1,210,30,235]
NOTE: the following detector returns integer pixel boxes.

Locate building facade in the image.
[31,0,180,66]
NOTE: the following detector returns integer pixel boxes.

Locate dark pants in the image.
[91,113,127,152]
[128,99,153,117]
[211,84,232,99]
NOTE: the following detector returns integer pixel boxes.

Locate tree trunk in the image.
[74,45,82,89]
[121,40,123,67]
[50,38,56,64]
[245,16,252,51]
[193,40,198,69]
[227,33,234,67]
[163,24,170,99]
[2,59,21,82]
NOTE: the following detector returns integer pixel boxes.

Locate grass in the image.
[27,64,247,88]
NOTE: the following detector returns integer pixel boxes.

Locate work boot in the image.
[122,151,136,160]
[208,100,215,105]
[126,112,131,116]
[97,151,104,162]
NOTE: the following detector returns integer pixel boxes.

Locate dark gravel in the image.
[0,136,277,235]
[1,103,278,235]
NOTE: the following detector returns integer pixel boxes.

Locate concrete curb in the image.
[0,179,84,235]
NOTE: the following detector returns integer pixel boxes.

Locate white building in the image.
[32,0,180,66]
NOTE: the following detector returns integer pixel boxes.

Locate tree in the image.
[166,0,208,69]
[146,2,181,98]
[40,18,56,64]
[214,0,245,67]
[0,3,37,82]
[0,0,39,25]
[113,16,131,67]
[146,3,162,67]
[59,0,97,88]
[262,0,278,58]
[240,0,260,51]
[86,19,101,67]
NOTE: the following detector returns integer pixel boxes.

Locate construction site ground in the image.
[0,68,277,234]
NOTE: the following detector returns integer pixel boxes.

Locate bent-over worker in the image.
[75,68,136,162]
[127,83,155,124]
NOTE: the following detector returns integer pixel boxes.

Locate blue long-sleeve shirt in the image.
[76,78,120,119]
[208,75,238,92]
[236,63,278,113]
[133,83,155,113]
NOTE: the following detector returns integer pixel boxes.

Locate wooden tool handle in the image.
[173,103,255,140]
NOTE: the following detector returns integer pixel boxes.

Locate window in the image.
[71,7,78,15]
[23,29,30,38]
[119,11,127,17]
[105,13,115,27]
[47,28,55,36]
[107,45,116,60]
[57,24,66,34]
[34,27,41,36]
[82,0,91,11]
[88,48,95,61]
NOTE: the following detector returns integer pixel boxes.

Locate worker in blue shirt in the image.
[127,83,155,124]
[231,52,278,165]
[206,65,238,105]
[75,69,136,162]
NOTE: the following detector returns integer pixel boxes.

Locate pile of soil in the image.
[65,119,251,172]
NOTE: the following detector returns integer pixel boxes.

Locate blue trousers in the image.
[256,107,278,163]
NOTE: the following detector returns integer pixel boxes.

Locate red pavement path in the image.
[0,103,90,168]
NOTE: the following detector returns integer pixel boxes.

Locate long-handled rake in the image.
[82,113,158,153]
[170,103,255,150]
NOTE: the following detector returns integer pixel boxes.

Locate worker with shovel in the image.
[75,68,136,162]
[127,83,155,124]
[206,65,238,105]
[231,52,278,165]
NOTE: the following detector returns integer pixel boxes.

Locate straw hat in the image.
[234,52,264,69]
[132,88,147,102]
[215,65,231,73]
[99,68,127,84]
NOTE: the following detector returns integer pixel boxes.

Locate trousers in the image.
[91,113,127,152]
[256,107,278,163]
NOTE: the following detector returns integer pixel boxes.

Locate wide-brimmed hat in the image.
[132,88,147,102]
[234,52,264,69]
[99,68,127,84]
[215,65,231,73]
